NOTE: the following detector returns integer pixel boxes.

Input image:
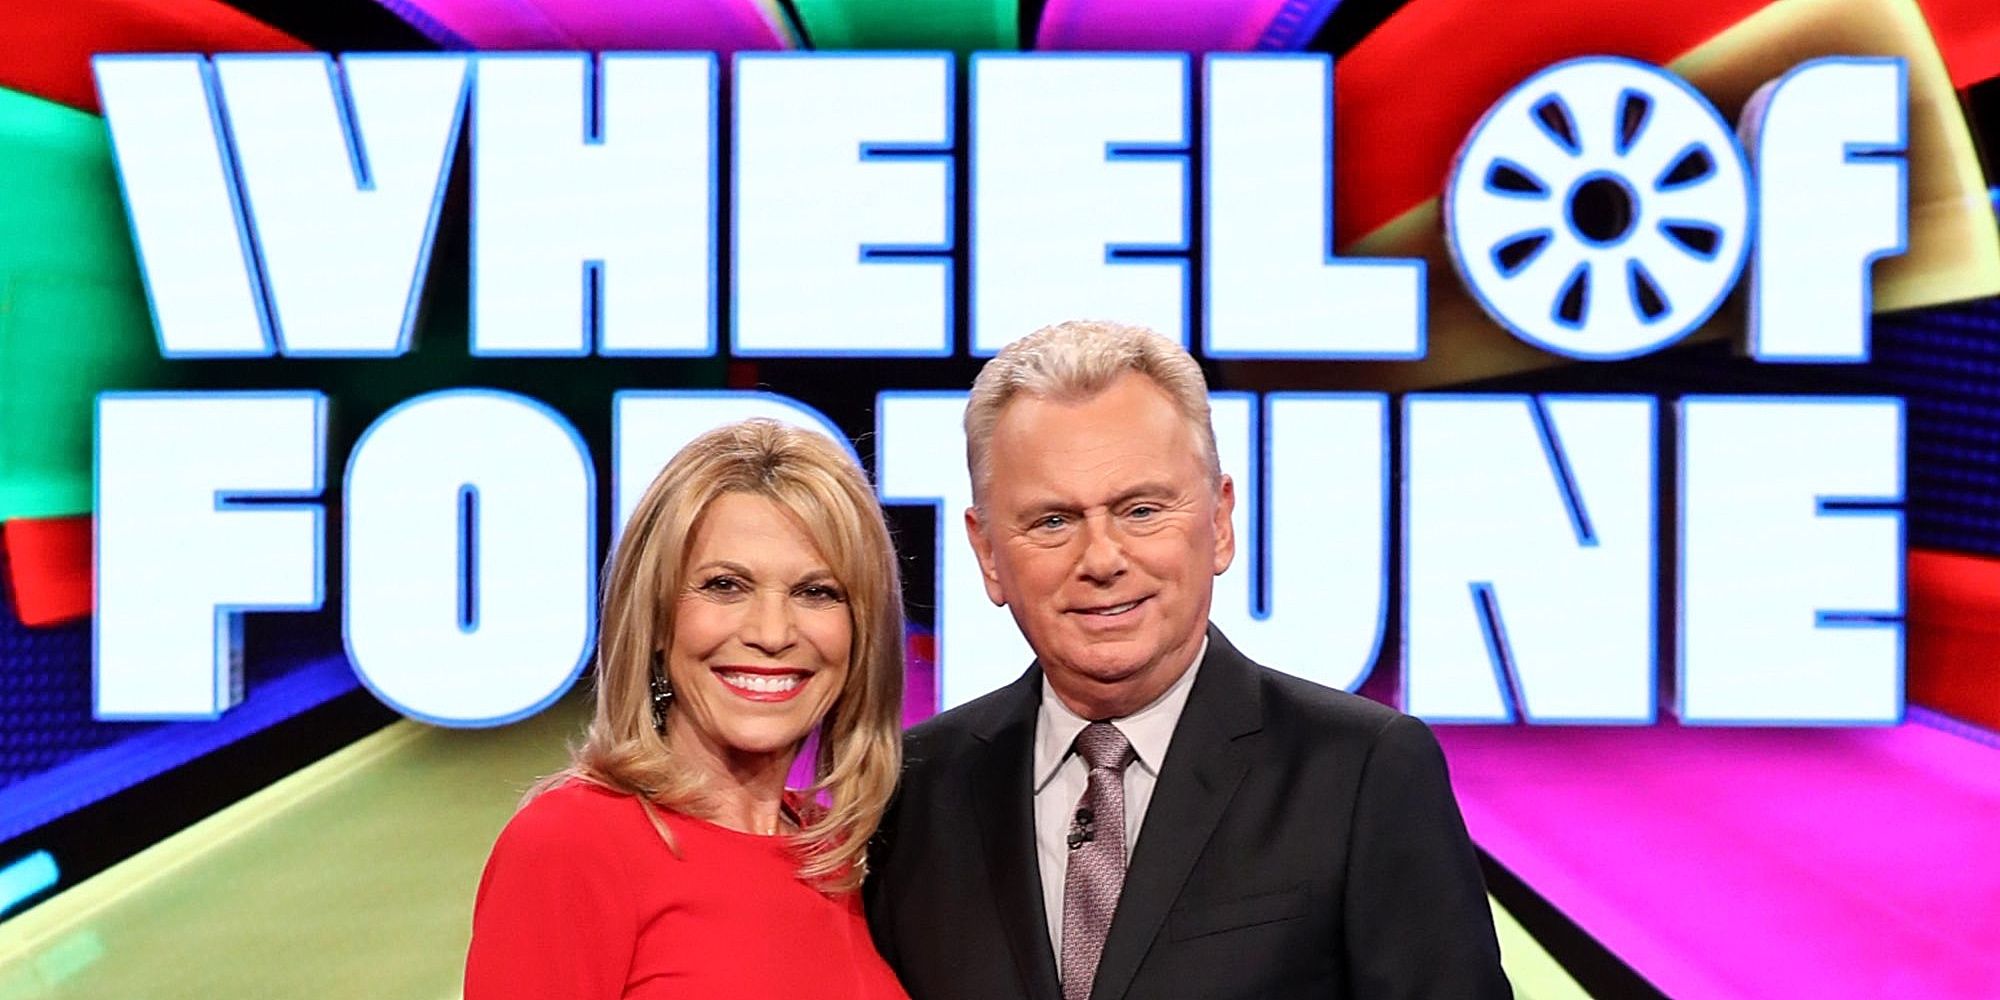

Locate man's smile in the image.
[1069,596,1151,618]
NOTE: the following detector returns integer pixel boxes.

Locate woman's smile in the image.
[712,665,815,702]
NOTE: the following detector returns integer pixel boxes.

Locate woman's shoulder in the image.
[492,777,654,860]
[470,779,652,962]
[523,775,642,815]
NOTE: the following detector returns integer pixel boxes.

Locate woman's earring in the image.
[648,652,673,734]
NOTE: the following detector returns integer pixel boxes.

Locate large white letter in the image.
[1404,395,1657,722]
[1680,397,1904,723]
[613,391,854,535]
[734,54,953,356]
[1209,394,1388,689]
[94,56,271,357]
[1743,58,1908,362]
[96,392,324,718]
[1203,56,1423,358]
[876,391,1030,709]
[472,55,714,356]
[215,54,466,356]
[972,54,1188,354]
[1444,58,1751,361]
[345,391,594,726]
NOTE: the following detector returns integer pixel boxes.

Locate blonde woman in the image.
[465,419,908,1000]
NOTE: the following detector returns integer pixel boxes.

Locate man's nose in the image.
[1075,514,1129,582]
[740,591,797,654]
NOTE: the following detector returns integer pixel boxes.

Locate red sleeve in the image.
[464,787,640,1000]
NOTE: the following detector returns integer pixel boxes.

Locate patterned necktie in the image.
[1061,721,1137,1000]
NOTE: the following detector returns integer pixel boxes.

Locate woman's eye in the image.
[700,576,744,594]
[796,584,845,604]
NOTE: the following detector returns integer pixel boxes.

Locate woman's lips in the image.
[712,666,812,703]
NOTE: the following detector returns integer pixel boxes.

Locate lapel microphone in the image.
[1067,806,1095,850]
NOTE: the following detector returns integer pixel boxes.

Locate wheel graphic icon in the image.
[1445,58,1752,359]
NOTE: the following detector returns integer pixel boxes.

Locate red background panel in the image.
[1908,547,2000,731]
[2,515,93,627]
[0,0,303,113]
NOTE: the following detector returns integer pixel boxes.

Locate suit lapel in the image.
[970,668,1064,1000]
[1088,628,1264,1000]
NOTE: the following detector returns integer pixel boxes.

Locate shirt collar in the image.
[1032,635,1208,793]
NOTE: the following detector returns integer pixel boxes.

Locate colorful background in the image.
[2,0,2000,997]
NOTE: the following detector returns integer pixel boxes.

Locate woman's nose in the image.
[739,590,796,654]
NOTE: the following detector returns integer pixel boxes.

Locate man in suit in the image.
[865,320,1510,1000]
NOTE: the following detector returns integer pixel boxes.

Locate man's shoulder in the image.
[908,677,1019,736]
[1228,661,1455,797]
[1245,659,1415,747]
[879,684,1029,837]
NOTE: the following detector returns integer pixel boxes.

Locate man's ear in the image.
[1211,474,1237,576]
[963,506,1009,607]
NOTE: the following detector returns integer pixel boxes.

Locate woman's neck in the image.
[663,720,798,835]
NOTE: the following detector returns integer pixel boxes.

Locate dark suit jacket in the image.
[865,627,1510,1000]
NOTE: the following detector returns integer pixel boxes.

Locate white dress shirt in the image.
[1031,638,1205,958]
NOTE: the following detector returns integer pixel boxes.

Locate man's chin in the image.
[1047,644,1159,691]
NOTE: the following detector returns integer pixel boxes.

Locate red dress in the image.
[464,780,910,1000]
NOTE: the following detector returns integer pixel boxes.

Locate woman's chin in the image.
[714,723,812,760]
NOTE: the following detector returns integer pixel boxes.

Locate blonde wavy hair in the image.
[540,418,903,893]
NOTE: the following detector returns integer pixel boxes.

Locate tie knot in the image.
[1073,722,1135,772]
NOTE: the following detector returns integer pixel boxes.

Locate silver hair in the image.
[964,319,1220,505]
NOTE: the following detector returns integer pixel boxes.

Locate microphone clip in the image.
[1067,806,1096,851]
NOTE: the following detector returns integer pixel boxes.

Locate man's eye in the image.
[1128,505,1158,519]
[1035,515,1068,530]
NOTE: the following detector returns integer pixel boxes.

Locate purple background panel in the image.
[1438,719,2000,998]
[1035,0,1341,52]
[374,0,795,52]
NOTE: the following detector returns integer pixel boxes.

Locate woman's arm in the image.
[464,789,640,1000]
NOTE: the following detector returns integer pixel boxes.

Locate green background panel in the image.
[0,86,169,521]
[792,0,1018,53]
